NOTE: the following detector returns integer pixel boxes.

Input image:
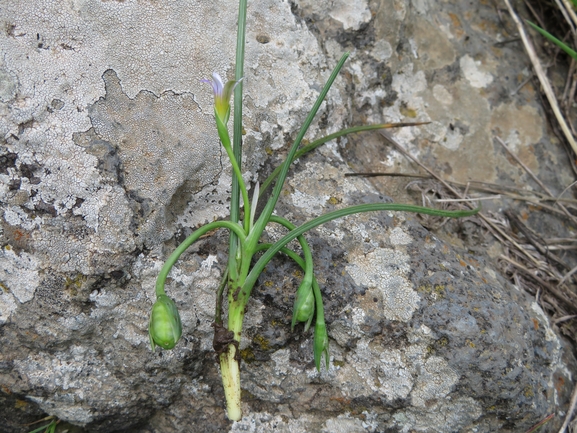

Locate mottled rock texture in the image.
[0,0,575,432]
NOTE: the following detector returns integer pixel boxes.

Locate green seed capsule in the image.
[295,290,314,322]
[313,322,329,371]
[149,294,182,350]
[292,279,314,331]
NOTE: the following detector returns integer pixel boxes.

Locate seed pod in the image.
[295,289,314,322]
[292,279,314,331]
[313,322,329,371]
[149,294,182,350]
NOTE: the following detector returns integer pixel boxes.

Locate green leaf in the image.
[259,122,429,197]
[27,420,57,433]
[526,20,577,61]
[249,53,350,251]
[242,203,481,300]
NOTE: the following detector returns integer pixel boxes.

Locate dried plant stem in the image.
[503,0,577,156]
[560,0,577,30]
[558,263,577,286]
[435,196,501,203]
[556,0,576,33]
[558,381,577,433]
[378,130,544,269]
[495,136,577,225]
[346,172,577,207]
[500,255,577,310]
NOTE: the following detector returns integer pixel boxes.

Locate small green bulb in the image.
[149,294,182,350]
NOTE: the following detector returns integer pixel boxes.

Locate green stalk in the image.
[220,0,247,420]
[259,122,429,197]
[269,215,314,330]
[155,220,246,297]
[221,283,246,421]
[216,114,251,234]
[228,0,248,282]
[240,203,481,301]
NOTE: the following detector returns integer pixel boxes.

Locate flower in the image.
[202,72,242,125]
[149,294,182,350]
[313,322,330,370]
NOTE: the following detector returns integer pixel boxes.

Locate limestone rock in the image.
[0,0,574,432]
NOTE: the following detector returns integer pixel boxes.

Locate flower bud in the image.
[313,322,330,371]
[149,294,182,350]
[201,73,242,125]
[291,280,314,331]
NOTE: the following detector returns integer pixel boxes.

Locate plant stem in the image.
[220,281,246,421]
[219,343,242,421]
[216,116,251,234]
[228,0,248,286]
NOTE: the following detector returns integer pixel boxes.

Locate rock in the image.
[0,0,574,432]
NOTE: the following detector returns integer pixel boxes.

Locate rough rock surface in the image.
[0,0,575,432]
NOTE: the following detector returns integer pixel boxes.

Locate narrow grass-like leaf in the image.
[249,53,350,248]
[259,122,429,197]
[229,0,248,281]
[526,20,577,61]
[241,203,481,300]
[27,421,57,433]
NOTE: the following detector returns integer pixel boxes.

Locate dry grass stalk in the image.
[503,0,577,156]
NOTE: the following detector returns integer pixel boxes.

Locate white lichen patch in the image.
[389,227,413,245]
[410,356,459,407]
[27,395,94,426]
[336,338,414,400]
[329,0,372,31]
[322,412,373,433]
[426,121,465,151]
[379,63,429,163]
[165,255,221,352]
[243,0,332,153]
[291,188,330,215]
[459,55,494,88]
[230,411,311,433]
[15,346,122,425]
[393,396,482,432]
[0,290,18,325]
[346,248,419,322]
[294,0,371,31]
[432,84,454,105]
[331,328,481,428]
[531,302,561,345]
[3,206,45,231]
[242,347,308,404]
[0,246,40,303]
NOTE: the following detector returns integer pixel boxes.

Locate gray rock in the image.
[0,0,574,432]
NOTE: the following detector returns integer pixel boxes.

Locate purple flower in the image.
[202,73,242,124]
